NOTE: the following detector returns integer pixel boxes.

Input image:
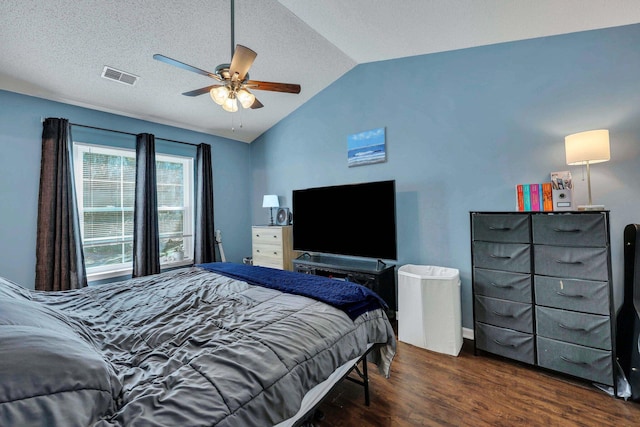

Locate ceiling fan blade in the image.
[245,80,301,94]
[153,54,221,81]
[250,98,264,109]
[229,45,257,81]
[182,85,223,97]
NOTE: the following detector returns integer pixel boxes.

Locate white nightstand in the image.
[251,225,296,271]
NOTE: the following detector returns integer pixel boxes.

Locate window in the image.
[73,143,194,279]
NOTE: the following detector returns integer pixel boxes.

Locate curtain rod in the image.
[68,122,199,147]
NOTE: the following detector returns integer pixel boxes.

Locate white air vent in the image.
[101,66,138,86]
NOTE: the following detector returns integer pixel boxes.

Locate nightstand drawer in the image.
[532,214,607,247]
[534,245,608,281]
[473,242,531,273]
[537,337,613,386]
[474,295,533,333]
[472,214,530,243]
[253,244,283,261]
[252,227,283,245]
[534,276,609,315]
[473,268,531,303]
[475,322,534,364]
[536,306,611,350]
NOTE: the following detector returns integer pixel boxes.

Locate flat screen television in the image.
[292,180,397,260]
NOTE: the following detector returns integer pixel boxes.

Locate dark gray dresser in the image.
[471,211,616,390]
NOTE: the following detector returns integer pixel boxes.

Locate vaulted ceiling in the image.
[1,0,639,143]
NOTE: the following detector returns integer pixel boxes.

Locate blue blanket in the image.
[197,262,388,320]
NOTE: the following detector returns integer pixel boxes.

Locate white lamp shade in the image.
[236,88,256,109]
[222,96,238,113]
[210,86,229,105]
[565,129,611,165]
[262,195,279,208]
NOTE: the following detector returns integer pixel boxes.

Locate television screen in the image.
[292,180,397,260]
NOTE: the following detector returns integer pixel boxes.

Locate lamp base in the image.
[268,207,275,226]
[577,204,605,211]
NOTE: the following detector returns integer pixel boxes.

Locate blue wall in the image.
[0,90,253,289]
[251,24,640,329]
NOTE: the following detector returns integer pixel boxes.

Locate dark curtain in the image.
[194,143,216,263]
[35,118,87,291]
[132,133,160,277]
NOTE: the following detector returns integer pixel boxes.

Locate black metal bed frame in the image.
[293,345,376,426]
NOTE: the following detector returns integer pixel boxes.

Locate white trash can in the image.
[397,265,462,356]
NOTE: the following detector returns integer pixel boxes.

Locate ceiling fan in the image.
[153,0,301,112]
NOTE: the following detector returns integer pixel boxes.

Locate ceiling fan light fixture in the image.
[210,86,229,105]
[222,94,238,112]
[153,0,300,114]
[236,88,256,109]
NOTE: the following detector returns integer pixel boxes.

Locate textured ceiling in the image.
[1,0,639,143]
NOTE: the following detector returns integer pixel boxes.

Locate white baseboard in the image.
[462,327,474,340]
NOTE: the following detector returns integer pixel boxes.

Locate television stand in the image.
[293,254,397,314]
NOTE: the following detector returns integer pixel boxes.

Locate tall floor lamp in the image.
[565,129,610,210]
[262,195,279,226]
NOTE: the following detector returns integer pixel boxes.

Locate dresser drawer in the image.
[534,246,608,281]
[535,306,611,350]
[475,322,534,364]
[534,276,609,315]
[252,244,283,268]
[252,227,283,245]
[473,214,530,243]
[473,268,531,303]
[473,242,531,273]
[474,295,533,333]
[532,214,607,247]
[537,336,613,386]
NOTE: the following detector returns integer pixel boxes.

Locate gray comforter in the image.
[0,267,395,426]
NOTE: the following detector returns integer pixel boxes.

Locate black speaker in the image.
[275,207,291,226]
[617,224,640,401]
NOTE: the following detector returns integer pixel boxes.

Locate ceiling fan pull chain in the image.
[230,109,244,132]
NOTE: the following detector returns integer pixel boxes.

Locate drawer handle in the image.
[489,282,513,289]
[491,310,513,318]
[553,228,582,233]
[560,355,588,365]
[558,323,588,332]
[488,226,512,231]
[493,338,516,348]
[555,291,584,298]
[490,254,512,259]
[555,259,583,265]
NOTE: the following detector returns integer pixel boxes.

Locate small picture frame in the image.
[347,127,386,167]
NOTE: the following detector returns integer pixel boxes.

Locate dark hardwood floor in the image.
[314,339,640,426]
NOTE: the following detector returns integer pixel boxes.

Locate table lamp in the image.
[262,195,279,226]
[565,129,610,210]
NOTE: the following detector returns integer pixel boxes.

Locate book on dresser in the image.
[470,211,616,395]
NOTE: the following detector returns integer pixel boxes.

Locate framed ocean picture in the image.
[347,127,386,167]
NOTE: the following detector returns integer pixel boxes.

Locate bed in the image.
[0,263,396,426]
